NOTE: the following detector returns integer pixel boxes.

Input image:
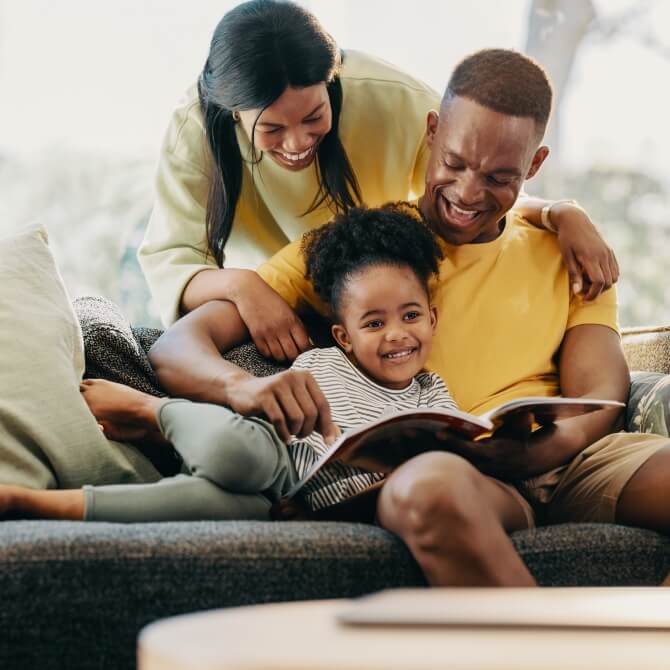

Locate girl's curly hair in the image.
[301,202,443,315]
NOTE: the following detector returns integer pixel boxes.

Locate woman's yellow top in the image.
[139,50,439,325]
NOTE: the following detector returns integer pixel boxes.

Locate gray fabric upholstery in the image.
[1,520,668,670]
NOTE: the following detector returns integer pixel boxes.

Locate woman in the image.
[139,0,617,361]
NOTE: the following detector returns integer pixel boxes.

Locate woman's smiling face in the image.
[238,83,332,171]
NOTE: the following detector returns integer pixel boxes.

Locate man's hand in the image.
[228,369,340,444]
[435,432,541,482]
[430,412,546,481]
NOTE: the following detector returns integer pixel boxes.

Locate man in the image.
[150,49,670,586]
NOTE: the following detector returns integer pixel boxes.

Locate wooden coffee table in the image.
[138,588,670,670]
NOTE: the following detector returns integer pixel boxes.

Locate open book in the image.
[284,396,624,500]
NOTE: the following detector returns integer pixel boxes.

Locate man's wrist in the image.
[527,421,588,475]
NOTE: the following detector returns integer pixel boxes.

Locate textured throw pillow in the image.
[74,296,166,396]
[627,370,670,437]
[74,296,287,398]
[0,226,161,489]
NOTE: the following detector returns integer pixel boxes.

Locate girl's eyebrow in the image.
[257,102,326,128]
[358,302,422,321]
[359,308,385,321]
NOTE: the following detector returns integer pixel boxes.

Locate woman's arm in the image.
[148,300,337,443]
[515,195,619,301]
[181,268,311,361]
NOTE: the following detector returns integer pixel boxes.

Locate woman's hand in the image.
[551,202,620,301]
[227,369,341,444]
[234,271,312,362]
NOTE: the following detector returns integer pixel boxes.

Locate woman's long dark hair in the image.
[198,0,362,266]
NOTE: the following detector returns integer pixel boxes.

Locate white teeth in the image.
[384,349,414,359]
[450,203,478,218]
[279,147,313,161]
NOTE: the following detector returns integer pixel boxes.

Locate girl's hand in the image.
[234,272,312,362]
[229,369,340,444]
[551,202,620,301]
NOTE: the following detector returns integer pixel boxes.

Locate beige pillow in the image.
[0,225,160,489]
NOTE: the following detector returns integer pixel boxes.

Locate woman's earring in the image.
[232,111,241,122]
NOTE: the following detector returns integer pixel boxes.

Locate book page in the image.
[484,397,625,430]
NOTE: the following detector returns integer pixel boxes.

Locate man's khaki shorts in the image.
[498,432,670,529]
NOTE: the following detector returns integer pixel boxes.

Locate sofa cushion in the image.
[74,295,166,396]
[73,296,286,397]
[0,227,160,489]
[627,370,670,436]
[622,325,670,375]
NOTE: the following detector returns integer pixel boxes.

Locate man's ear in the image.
[526,145,550,180]
[331,324,353,353]
[429,305,438,334]
[426,110,440,148]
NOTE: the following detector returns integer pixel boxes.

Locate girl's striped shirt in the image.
[288,347,457,510]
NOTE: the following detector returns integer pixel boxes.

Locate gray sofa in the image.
[1,315,670,670]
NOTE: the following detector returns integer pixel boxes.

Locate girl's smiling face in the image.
[331,263,437,390]
[238,84,332,171]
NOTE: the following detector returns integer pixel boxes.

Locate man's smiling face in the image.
[421,95,549,245]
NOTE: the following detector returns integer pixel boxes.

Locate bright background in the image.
[1,0,669,326]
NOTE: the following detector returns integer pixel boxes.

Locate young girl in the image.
[140,0,617,364]
[0,204,457,521]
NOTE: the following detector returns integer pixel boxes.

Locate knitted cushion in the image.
[74,296,286,398]
[74,296,165,396]
[622,325,670,375]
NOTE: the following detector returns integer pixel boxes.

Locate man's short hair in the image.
[443,49,553,135]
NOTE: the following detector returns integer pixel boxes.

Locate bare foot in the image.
[661,572,670,587]
[0,485,85,520]
[0,485,21,518]
[80,379,164,443]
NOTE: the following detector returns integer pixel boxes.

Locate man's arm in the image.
[149,300,250,405]
[149,300,337,443]
[523,323,629,475]
[438,324,629,480]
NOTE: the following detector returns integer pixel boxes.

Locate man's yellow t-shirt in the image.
[257,211,619,416]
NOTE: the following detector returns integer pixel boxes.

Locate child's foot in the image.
[80,379,164,443]
[0,485,21,518]
[0,485,85,520]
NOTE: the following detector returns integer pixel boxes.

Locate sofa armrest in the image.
[622,325,670,375]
